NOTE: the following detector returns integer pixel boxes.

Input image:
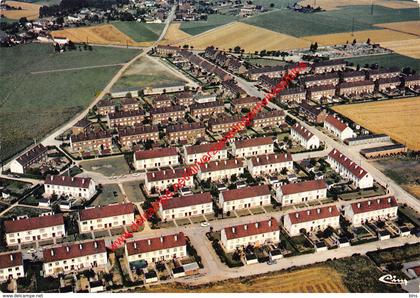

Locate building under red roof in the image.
[79,203,135,221]
[185,143,227,155]
[45,175,92,189]
[234,137,273,149]
[223,218,279,240]
[0,252,23,269]
[288,205,340,224]
[43,240,106,263]
[126,232,186,255]
[291,123,315,141]
[324,115,349,132]
[221,185,270,202]
[135,147,178,160]
[250,153,292,167]
[4,214,64,233]
[280,179,327,195]
[328,149,368,179]
[351,196,397,214]
[146,168,189,182]
[161,193,212,210]
[201,158,244,173]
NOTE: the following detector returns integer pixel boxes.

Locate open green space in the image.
[122,181,145,202]
[112,21,165,42]
[0,43,139,161]
[80,156,131,177]
[346,53,420,72]
[180,14,239,36]
[242,6,420,37]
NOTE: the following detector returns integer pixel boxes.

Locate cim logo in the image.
[379,274,408,286]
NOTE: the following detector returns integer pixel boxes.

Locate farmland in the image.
[0,43,139,161]
[159,23,191,45]
[1,1,40,20]
[332,97,420,150]
[180,14,239,36]
[345,53,419,72]
[380,39,420,59]
[298,0,419,10]
[176,22,311,52]
[112,21,165,43]
[374,20,420,36]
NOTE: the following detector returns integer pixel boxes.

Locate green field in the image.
[243,6,420,37]
[345,53,420,72]
[0,43,139,161]
[79,156,131,177]
[180,14,239,36]
[112,21,165,42]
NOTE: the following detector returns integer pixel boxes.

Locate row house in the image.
[231,96,259,112]
[144,83,185,95]
[44,175,96,200]
[145,168,194,192]
[43,240,107,277]
[120,97,140,112]
[311,59,346,74]
[298,101,327,124]
[97,99,115,116]
[159,192,213,220]
[183,142,228,164]
[283,205,340,236]
[225,57,247,74]
[166,122,206,143]
[307,84,336,103]
[302,73,340,88]
[277,87,306,103]
[4,213,65,246]
[190,101,225,118]
[286,62,312,75]
[70,131,112,153]
[232,137,274,158]
[367,67,400,81]
[377,77,401,91]
[150,106,185,124]
[10,143,48,174]
[125,232,187,264]
[193,93,217,104]
[327,149,374,189]
[247,153,293,177]
[174,91,194,106]
[252,110,285,129]
[72,118,92,135]
[290,122,320,149]
[208,115,244,133]
[151,94,172,108]
[221,218,280,252]
[258,75,279,91]
[219,185,271,212]
[324,115,355,140]
[134,147,179,170]
[343,196,398,227]
[221,80,247,98]
[118,125,159,148]
[246,65,286,81]
[0,252,24,282]
[342,70,366,82]
[155,45,180,56]
[275,179,328,206]
[108,110,145,128]
[404,74,420,90]
[78,203,135,232]
[338,80,375,96]
[198,158,245,182]
[213,67,233,82]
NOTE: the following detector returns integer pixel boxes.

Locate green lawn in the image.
[345,53,419,72]
[0,43,139,161]
[80,156,131,177]
[243,5,420,37]
[112,21,165,42]
[123,181,145,202]
[180,14,239,36]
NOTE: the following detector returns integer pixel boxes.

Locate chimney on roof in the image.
[94,241,98,248]
[148,239,151,245]
[244,224,248,230]
[268,219,272,227]
[328,206,332,213]
[368,201,371,206]
[296,213,299,218]
[307,210,310,215]
[62,176,65,181]
[51,250,54,256]
[360,170,363,174]
[152,173,155,178]
[134,242,137,249]
[71,177,74,182]
[82,179,85,184]
[232,227,236,233]
[10,254,13,261]
[79,244,83,250]
[357,203,361,208]
[317,208,321,214]
[377,199,381,204]
[160,236,164,243]
[174,234,178,241]
[388,197,391,203]
[255,222,259,228]
[66,246,70,252]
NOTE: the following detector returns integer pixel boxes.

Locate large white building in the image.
[247,153,293,176]
[159,192,213,220]
[221,218,280,252]
[10,144,48,174]
[133,147,179,170]
[324,115,355,141]
[219,185,271,212]
[290,123,320,150]
[343,196,398,227]
[275,179,328,206]
[4,213,65,246]
[0,252,24,283]
[198,159,245,182]
[125,232,187,264]
[183,143,228,164]
[78,203,135,233]
[43,240,108,277]
[283,205,340,236]
[145,168,194,192]
[44,175,96,200]
[327,149,374,189]
[231,137,274,158]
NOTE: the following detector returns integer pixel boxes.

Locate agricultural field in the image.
[0,43,139,161]
[112,55,187,91]
[79,156,131,177]
[180,14,239,36]
[298,0,419,10]
[380,39,420,59]
[345,53,419,72]
[159,23,191,45]
[177,22,311,52]
[112,21,165,43]
[303,29,417,46]
[332,97,420,150]
[242,5,420,37]
[374,20,420,36]
[1,1,40,20]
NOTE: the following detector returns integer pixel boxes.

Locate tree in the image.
[299,228,307,235]
[270,3,275,8]
[352,39,357,45]
[366,38,371,45]
[233,46,241,53]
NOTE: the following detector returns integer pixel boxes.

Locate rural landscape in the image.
[0,0,419,295]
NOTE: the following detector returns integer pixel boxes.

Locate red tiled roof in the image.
[70,130,112,143]
[328,149,369,179]
[410,266,420,277]
[324,115,349,132]
[291,123,315,141]
[118,125,159,137]
[16,144,48,167]
[280,179,327,195]
[146,168,189,182]
[234,137,273,149]
[161,193,212,210]
[45,175,92,189]
[288,205,340,224]
[339,80,374,89]
[166,122,205,133]
[108,110,145,119]
[224,218,279,240]
[231,96,259,105]
[253,110,285,120]
[250,153,292,167]
[126,232,186,255]
[185,143,226,155]
[4,214,64,233]
[201,158,244,173]
[0,252,23,269]
[350,196,398,214]
[135,147,178,160]
[79,203,135,221]
[43,240,106,263]
[221,185,270,202]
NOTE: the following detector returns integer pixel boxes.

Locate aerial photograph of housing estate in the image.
[0,0,419,296]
